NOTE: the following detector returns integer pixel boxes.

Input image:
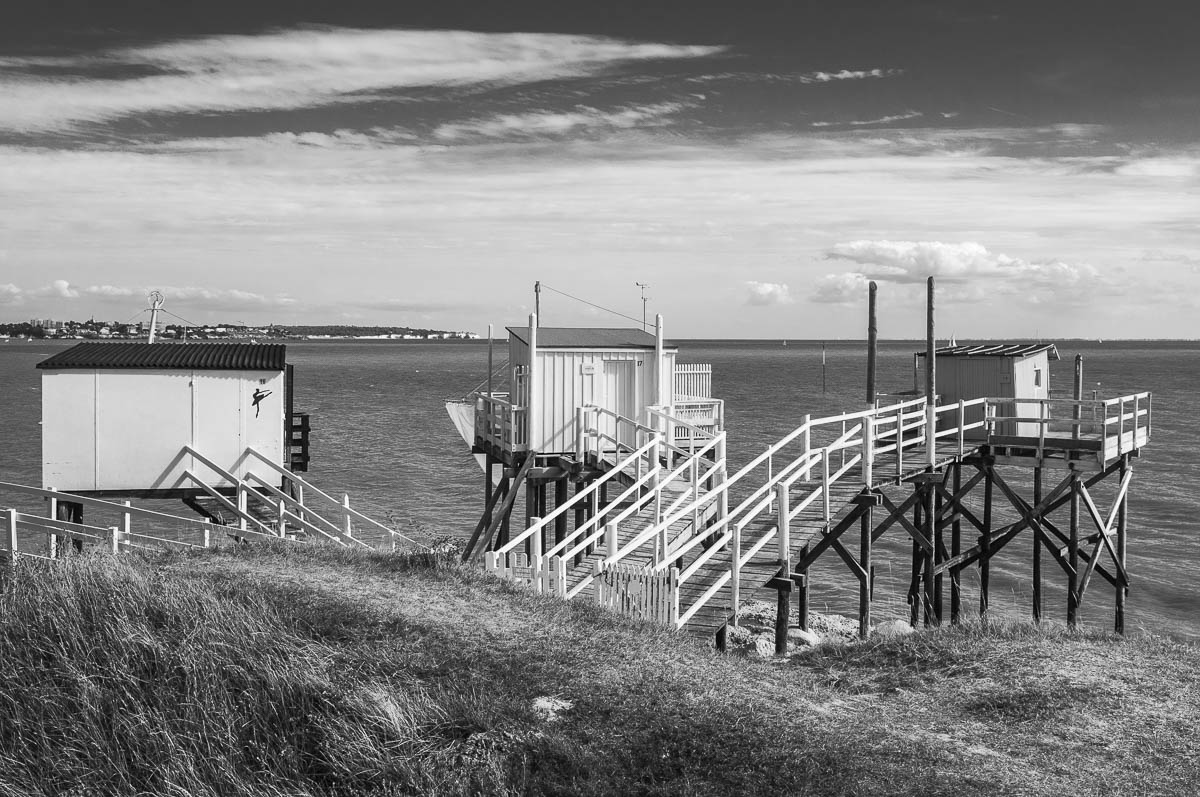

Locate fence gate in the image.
[594,562,678,626]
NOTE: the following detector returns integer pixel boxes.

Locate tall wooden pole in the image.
[866,281,878,407]
[1068,468,1081,627]
[926,276,936,467]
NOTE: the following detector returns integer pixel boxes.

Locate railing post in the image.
[605,521,618,560]
[556,555,568,598]
[957,400,966,457]
[716,434,728,530]
[575,406,586,460]
[342,494,353,539]
[46,488,58,556]
[1038,401,1047,459]
[896,406,904,477]
[109,526,120,555]
[822,448,831,523]
[1117,398,1126,456]
[776,483,791,563]
[202,519,211,549]
[123,500,132,545]
[651,435,663,526]
[238,486,249,533]
[531,520,543,594]
[800,415,812,480]
[7,508,17,560]
[691,455,700,535]
[926,400,937,468]
[730,521,742,624]
[863,415,875,487]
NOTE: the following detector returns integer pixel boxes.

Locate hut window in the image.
[1034,368,1043,387]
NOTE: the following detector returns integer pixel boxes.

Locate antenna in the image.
[147,291,164,344]
[635,282,650,331]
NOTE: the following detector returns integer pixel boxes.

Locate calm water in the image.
[2,338,1197,641]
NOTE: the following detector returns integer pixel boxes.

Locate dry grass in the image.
[1,542,1196,796]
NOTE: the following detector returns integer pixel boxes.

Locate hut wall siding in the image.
[511,342,675,455]
[41,368,286,492]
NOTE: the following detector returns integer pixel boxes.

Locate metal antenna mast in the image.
[635,282,649,331]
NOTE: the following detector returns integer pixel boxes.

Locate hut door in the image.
[600,360,638,450]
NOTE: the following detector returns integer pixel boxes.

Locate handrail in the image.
[240,447,424,548]
[495,436,659,557]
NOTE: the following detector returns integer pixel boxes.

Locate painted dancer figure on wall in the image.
[251,388,272,417]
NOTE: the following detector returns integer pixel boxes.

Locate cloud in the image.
[0,284,22,304]
[0,27,726,133]
[812,111,924,128]
[744,281,793,306]
[434,102,689,141]
[812,273,871,304]
[814,241,1101,303]
[27,280,80,299]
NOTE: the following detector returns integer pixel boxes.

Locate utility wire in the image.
[161,309,204,330]
[538,282,646,327]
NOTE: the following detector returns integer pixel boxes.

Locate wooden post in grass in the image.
[980,463,993,626]
[1115,456,1129,634]
[950,462,962,624]
[1032,466,1043,623]
[909,493,922,628]
[554,479,568,546]
[933,477,943,625]
[1068,467,1081,628]
[797,544,810,632]
[56,499,83,554]
[773,482,791,655]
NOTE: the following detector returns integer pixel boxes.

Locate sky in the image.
[1,1,1197,338]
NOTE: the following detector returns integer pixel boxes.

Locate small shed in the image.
[918,343,1059,438]
[507,322,676,454]
[38,342,291,494]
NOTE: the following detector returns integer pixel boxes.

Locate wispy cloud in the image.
[812,111,924,128]
[0,281,297,312]
[434,102,690,141]
[814,241,1100,303]
[745,281,793,306]
[0,27,726,133]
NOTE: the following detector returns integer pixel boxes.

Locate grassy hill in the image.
[1,543,1195,796]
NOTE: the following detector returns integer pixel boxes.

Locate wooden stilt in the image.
[979,462,993,625]
[1116,456,1130,634]
[933,477,944,624]
[859,499,872,638]
[554,478,568,546]
[56,501,84,554]
[950,462,962,624]
[797,559,809,632]
[923,480,936,627]
[1068,467,1081,628]
[909,494,923,627]
[773,566,790,656]
[1032,465,1043,623]
[573,479,587,566]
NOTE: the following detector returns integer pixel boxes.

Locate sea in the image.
[2,338,1196,642]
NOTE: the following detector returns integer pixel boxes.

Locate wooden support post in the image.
[484,450,495,525]
[7,507,17,562]
[950,463,962,624]
[797,555,809,632]
[554,478,568,546]
[775,482,791,656]
[342,494,352,540]
[866,280,878,407]
[496,473,512,550]
[774,575,790,656]
[573,479,587,566]
[859,494,872,639]
[1068,468,1081,628]
[923,479,936,627]
[909,495,923,628]
[1032,466,1043,623]
[1115,456,1129,634]
[56,500,84,554]
[925,276,937,468]
[980,464,993,625]
[933,476,944,625]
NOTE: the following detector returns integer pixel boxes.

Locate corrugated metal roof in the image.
[506,327,665,349]
[917,343,1059,360]
[36,342,287,371]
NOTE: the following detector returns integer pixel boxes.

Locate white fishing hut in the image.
[505,318,676,454]
[918,343,1059,438]
[38,342,296,496]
